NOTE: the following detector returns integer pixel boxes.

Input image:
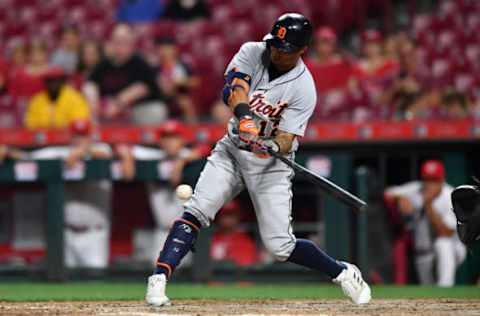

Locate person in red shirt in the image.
[8,40,50,100]
[353,30,400,102]
[210,199,258,267]
[305,27,355,120]
[306,27,353,93]
[349,30,401,120]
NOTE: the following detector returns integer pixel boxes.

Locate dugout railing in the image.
[0,124,478,282]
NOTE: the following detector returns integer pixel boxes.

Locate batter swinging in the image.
[146,13,371,306]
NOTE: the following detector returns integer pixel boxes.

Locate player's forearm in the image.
[228,78,250,113]
[274,131,295,155]
[426,203,455,236]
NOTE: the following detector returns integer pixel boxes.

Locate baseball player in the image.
[146,13,371,306]
[385,160,466,286]
[28,120,132,268]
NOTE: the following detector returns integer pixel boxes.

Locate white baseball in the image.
[176,184,193,201]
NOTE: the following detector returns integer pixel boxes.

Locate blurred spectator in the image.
[210,199,258,267]
[305,27,355,120]
[306,27,353,93]
[117,0,165,23]
[74,40,103,87]
[351,30,400,119]
[8,42,28,71]
[131,120,208,263]
[83,24,166,125]
[385,160,466,287]
[24,67,90,129]
[154,37,198,122]
[380,33,430,120]
[8,40,50,100]
[164,0,210,21]
[50,25,81,74]
[401,89,471,121]
[441,90,470,119]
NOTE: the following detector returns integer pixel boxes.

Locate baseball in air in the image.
[176,184,193,201]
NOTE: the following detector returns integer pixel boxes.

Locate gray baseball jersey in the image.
[185,41,317,261]
[227,41,317,152]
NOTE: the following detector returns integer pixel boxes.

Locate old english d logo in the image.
[277,26,287,39]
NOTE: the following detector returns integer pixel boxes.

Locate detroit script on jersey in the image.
[249,91,288,138]
[226,41,317,151]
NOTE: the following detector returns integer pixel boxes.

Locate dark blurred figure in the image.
[117,0,165,23]
[51,25,81,74]
[74,40,103,88]
[164,0,210,21]
[210,199,258,267]
[84,24,166,125]
[154,37,198,122]
[24,67,90,129]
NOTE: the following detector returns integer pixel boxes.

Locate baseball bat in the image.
[268,148,367,211]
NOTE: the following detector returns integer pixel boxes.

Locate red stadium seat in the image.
[13,0,38,8]
[36,8,58,24]
[4,24,28,39]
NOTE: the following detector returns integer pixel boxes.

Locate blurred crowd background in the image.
[0,0,479,288]
[0,0,478,128]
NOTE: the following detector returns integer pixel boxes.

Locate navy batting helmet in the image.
[263,13,313,53]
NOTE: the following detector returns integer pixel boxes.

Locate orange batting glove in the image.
[238,117,259,144]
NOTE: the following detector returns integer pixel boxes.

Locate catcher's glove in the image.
[451,178,480,246]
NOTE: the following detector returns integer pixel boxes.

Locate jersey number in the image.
[259,120,279,138]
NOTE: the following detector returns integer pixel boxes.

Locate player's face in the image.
[270,46,306,71]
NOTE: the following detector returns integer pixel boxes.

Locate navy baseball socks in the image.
[154,212,202,278]
[287,239,346,279]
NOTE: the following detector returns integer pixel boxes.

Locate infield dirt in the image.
[1,299,480,316]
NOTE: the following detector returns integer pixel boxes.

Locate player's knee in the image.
[264,237,296,262]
